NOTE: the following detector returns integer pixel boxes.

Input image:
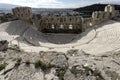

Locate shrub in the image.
[67,49,79,56]
[14,58,22,67]
[0,63,7,71]
[34,60,54,71]
[56,67,68,80]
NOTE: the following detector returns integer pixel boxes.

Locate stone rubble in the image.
[0,49,120,80]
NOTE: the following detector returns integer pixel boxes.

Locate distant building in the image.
[0,13,5,17]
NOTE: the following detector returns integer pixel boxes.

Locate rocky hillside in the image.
[0,47,120,80]
[74,4,120,15]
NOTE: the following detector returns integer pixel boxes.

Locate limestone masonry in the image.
[12,7,32,20]
[12,5,119,33]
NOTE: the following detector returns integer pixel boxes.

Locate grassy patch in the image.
[34,60,54,71]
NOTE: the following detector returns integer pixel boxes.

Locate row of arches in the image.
[41,24,81,29]
[39,16,83,33]
[92,11,110,19]
[40,23,82,33]
[41,16,82,23]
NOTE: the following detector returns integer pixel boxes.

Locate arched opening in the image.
[69,18,72,22]
[51,24,55,29]
[60,18,63,22]
[69,25,73,30]
[60,24,64,29]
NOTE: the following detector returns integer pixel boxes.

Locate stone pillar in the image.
[80,16,85,32]
[92,11,99,25]
[104,5,116,18]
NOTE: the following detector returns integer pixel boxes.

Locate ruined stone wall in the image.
[12,7,32,20]
[38,5,116,33]
[92,5,116,25]
[91,11,108,25]
[38,16,83,33]
[91,5,116,26]
[82,18,92,31]
[104,5,116,18]
[12,5,118,33]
